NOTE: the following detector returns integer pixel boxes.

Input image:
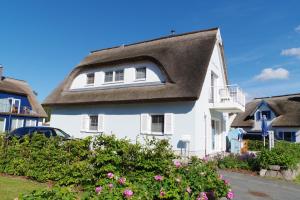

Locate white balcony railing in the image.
[210,85,245,112]
[0,102,32,115]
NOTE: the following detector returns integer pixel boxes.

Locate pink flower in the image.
[107,172,114,179]
[174,160,182,168]
[224,179,230,185]
[226,191,234,199]
[118,177,126,185]
[108,183,114,189]
[160,189,166,197]
[95,186,102,194]
[154,175,163,182]
[196,192,208,200]
[186,186,192,194]
[123,189,133,198]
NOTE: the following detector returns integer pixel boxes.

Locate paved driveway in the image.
[220,170,300,200]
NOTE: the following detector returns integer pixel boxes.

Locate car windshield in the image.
[54,128,70,138]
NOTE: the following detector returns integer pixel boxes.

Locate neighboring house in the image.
[0,67,47,132]
[231,93,300,143]
[43,28,245,157]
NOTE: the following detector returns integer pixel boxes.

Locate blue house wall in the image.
[0,92,41,132]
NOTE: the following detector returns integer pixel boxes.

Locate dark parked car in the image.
[8,126,71,139]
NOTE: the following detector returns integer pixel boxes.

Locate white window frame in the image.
[140,113,174,135]
[150,114,165,135]
[86,73,95,86]
[135,67,146,81]
[104,71,114,83]
[104,70,125,84]
[25,119,37,127]
[81,114,104,133]
[11,118,24,130]
[114,69,124,82]
[0,117,6,132]
[89,115,99,132]
[8,98,21,114]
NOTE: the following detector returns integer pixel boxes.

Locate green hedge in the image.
[247,140,269,151]
[0,134,232,199]
[257,141,300,169]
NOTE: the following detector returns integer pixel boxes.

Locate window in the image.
[0,118,5,132]
[261,111,271,120]
[9,98,21,114]
[86,73,95,85]
[25,119,37,127]
[11,119,24,130]
[115,70,124,81]
[89,115,98,131]
[104,71,113,83]
[151,115,164,133]
[276,131,296,142]
[136,67,146,80]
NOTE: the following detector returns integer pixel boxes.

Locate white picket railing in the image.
[210,85,246,107]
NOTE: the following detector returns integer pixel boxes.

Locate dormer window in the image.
[86,73,95,85]
[104,71,113,83]
[105,70,124,83]
[115,70,124,82]
[136,67,146,80]
[256,110,271,121]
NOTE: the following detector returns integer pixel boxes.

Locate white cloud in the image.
[254,68,289,81]
[295,25,300,33]
[281,48,300,58]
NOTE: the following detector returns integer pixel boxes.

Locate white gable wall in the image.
[194,39,229,156]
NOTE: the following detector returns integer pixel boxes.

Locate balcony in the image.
[0,102,32,115]
[209,85,245,113]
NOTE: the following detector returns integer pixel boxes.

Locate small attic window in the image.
[136,67,146,80]
[86,73,95,85]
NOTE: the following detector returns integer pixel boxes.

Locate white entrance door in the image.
[211,119,221,152]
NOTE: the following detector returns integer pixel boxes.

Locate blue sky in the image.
[0,0,300,102]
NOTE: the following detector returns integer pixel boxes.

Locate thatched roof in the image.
[0,77,47,118]
[231,93,300,128]
[43,27,225,106]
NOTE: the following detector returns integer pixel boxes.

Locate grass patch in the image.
[295,175,300,185]
[0,175,47,200]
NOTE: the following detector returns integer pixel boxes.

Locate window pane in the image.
[136,68,146,79]
[284,132,292,142]
[261,111,271,120]
[151,115,164,132]
[87,73,95,84]
[89,115,98,131]
[115,70,124,81]
[105,71,113,82]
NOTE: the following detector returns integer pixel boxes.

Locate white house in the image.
[231,93,300,143]
[43,28,245,157]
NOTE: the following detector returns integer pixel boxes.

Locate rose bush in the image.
[0,133,232,199]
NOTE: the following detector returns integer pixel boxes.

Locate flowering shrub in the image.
[257,141,300,169]
[0,134,232,199]
[216,153,259,171]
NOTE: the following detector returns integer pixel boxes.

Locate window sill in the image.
[140,132,172,136]
[85,84,95,87]
[80,130,102,134]
[103,81,124,85]
[134,78,146,82]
